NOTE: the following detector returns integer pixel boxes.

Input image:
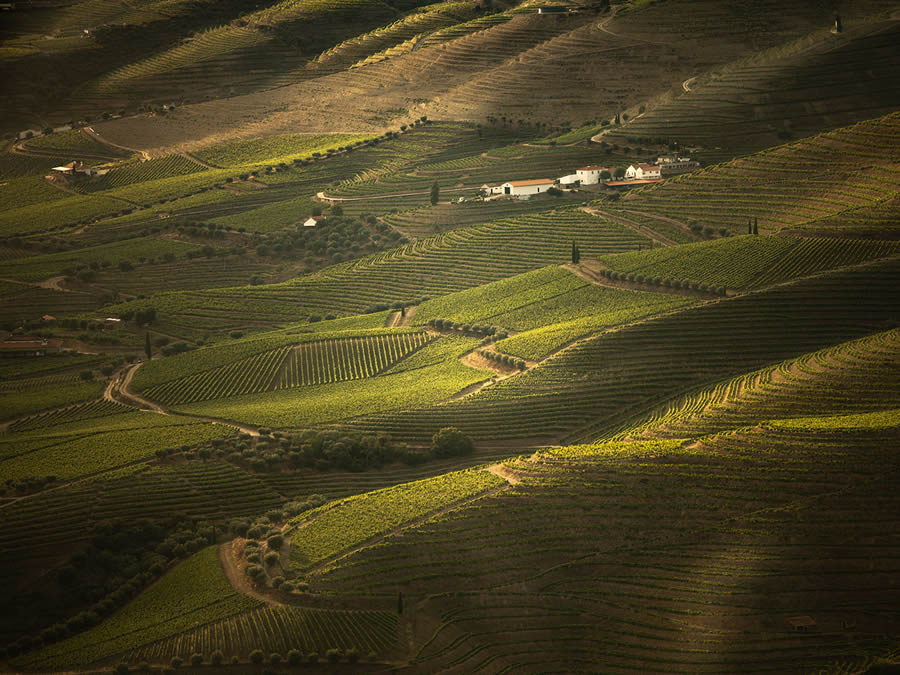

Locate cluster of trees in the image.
[427,319,508,340]
[598,268,726,295]
[177,426,476,472]
[478,349,526,370]
[138,646,370,670]
[2,517,222,661]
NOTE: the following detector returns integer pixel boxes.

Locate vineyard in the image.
[618,113,900,234]
[3,3,900,670]
[289,469,505,569]
[143,332,431,405]
[19,547,260,671]
[130,606,399,663]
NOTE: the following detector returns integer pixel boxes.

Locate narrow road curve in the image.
[81,126,150,161]
[111,361,260,436]
[582,206,680,247]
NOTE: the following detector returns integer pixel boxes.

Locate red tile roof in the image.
[505,178,555,187]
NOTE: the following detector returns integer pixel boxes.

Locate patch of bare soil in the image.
[485,463,522,485]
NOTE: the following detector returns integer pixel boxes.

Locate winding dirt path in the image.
[81,126,150,161]
[582,206,680,247]
[111,361,260,436]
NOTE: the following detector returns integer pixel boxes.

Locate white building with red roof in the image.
[625,163,661,180]
[499,178,555,198]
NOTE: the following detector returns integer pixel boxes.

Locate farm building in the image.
[657,155,700,174]
[576,165,612,185]
[0,336,63,358]
[557,173,580,187]
[481,183,504,196]
[625,163,661,180]
[537,5,570,13]
[499,179,556,198]
[304,216,327,228]
[50,161,106,177]
[17,128,41,140]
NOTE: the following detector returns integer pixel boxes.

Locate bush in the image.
[211,650,223,666]
[267,533,284,549]
[250,649,264,664]
[307,652,319,664]
[170,656,183,668]
[326,648,341,663]
[264,550,280,566]
[431,427,474,458]
[287,649,302,665]
[190,653,203,667]
[79,370,93,381]
[270,653,282,664]
[346,647,359,663]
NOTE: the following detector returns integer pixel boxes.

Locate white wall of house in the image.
[501,181,554,197]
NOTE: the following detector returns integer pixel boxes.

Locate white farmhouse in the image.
[499,178,555,198]
[303,216,327,228]
[576,165,612,185]
[481,183,504,197]
[557,173,580,187]
[625,163,661,180]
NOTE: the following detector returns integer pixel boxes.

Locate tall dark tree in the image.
[430,181,440,206]
[753,217,759,235]
[833,14,842,32]
[144,332,152,360]
[397,591,404,614]
[748,219,752,234]
[571,241,581,264]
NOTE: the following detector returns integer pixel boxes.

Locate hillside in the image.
[2,0,900,671]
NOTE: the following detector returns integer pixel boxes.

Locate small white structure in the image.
[50,161,106,177]
[304,216,327,228]
[625,163,661,180]
[500,178,555,198]
[18,128,42,140]
[481,183,504,197]
[576,165,612,185]
[557,173,580,187]
[657,155,699,174]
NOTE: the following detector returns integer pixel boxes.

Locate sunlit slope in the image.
[88,0,900,155]
[344,256,900,445]
[106,210,651,334]
[605,18,900,161]
[617,112,900,235]
[308,333,900,673]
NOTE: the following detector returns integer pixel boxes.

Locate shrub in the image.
[326,648,341,663]
[250,649,264,664]
[267,533,284,548]
[264,550,280,566]
[270,652,282,664]
[346,647,360,663]
[307,652,319,664]
[431,427,474,458]
[190,653,203,667]
[211,650,223,666]
[170,656,183,668]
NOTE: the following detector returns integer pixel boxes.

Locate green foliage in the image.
[19,547,259,670]
[289,469,504,568]
[195,134,375,169]
[431,426,473,458]
[0,381,105,422]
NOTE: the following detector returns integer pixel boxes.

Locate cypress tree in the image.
[430,181,439,206]
[753,217,759,235]
[144,332,151,360]
[748,219,752,234]
[397,591,404,614]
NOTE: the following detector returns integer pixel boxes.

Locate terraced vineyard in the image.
[144,332,430,405]
[108,209,650,334]
[130,606,399,663]
[620,113,900,234]
[345,256,900,445]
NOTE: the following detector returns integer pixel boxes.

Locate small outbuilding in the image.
[303,216,327,228]
[481,183,504,197]
[500,178,555,198]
